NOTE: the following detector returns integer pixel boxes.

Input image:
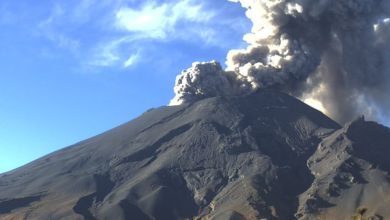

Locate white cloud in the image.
[87,37,142,68]
[116,4,168,38]
[33,0,246,71]
[115,0,214,39]
[123,51,141,68]
[88,38,125,67]
[38,4,80,54]
[82,0,218,69]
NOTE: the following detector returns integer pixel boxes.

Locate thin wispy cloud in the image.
[31,0,248,71]
[86,36,143,68]
[123,50,141,68]
[87,0,219,70]
[87,38,125,67]
[115,0,214,39]
[38,4,80,55]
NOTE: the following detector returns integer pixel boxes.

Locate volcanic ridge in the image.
[0,90,389,220]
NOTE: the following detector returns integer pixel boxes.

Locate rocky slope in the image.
[298,117,390,220]
[0,90,389,220]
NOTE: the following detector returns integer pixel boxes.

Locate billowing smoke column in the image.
[170,0,390,124]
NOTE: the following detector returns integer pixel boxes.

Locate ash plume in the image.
[170,0,390,124]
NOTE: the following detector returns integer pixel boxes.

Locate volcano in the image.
[1,90,389,220]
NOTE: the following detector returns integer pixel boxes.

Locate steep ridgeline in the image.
[298,117,390,220]
[0,90,389,220]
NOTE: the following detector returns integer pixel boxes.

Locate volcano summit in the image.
[1,90,389,220]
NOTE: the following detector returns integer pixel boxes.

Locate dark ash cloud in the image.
[171,0,390,124]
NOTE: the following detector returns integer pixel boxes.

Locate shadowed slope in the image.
[2,90,387,220]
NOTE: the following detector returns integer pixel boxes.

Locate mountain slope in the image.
[0,90,388,220]
[298,117,390,220]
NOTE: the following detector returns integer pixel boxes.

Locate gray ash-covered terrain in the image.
[0,90,389,220]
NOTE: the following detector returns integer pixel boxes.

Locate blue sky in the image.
[0,0,250,173]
